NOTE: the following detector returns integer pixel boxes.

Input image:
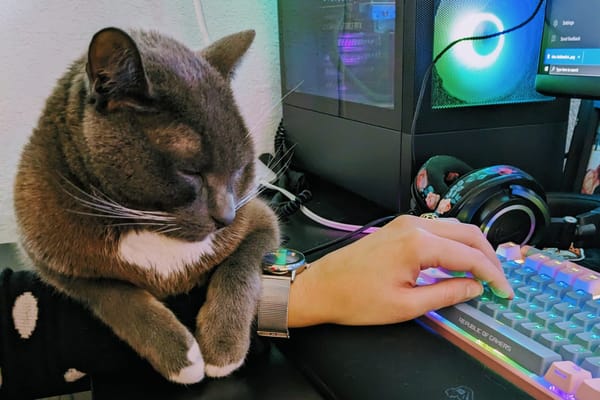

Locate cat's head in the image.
[77,27,258,242]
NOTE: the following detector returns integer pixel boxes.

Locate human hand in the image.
[288,214,514,327]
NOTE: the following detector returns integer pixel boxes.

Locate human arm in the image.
[288,214,514,327]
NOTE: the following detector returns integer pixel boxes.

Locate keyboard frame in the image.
[418,311,560,399]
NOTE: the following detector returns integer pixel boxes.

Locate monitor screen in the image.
[432,0,552,109]
[535,0,600,98]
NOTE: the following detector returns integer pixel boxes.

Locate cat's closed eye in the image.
[177,170,205,192]
[179,169,204,178]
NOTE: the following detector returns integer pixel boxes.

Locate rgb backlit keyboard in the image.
[418,242,600,400]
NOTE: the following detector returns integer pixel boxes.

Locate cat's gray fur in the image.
[13,27,280,383]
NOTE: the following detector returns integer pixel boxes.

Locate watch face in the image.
[262,248,305,274]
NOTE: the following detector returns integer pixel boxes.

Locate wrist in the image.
[257,248,313,337]
[287,258,329,328]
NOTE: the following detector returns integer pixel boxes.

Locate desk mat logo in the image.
[445,385,474,400]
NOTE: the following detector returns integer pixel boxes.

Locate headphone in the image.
[411,155,600,249]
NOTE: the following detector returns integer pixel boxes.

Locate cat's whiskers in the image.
[266,143,295,178]
[236,145,296,211]
[59,175,176,223]
[109,222,181,235]
[235,189,259,211]
[153,226,182,235]
[109,222,178,228]
[246,80,303,140]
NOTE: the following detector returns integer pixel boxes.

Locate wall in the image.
[0,0,281,243]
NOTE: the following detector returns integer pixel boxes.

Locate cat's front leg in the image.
[196,229,271,377]
[39,270,205,384]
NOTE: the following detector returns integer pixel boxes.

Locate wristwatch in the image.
[257,248,309,338]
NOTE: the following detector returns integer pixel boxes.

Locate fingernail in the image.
[491,286,512,299]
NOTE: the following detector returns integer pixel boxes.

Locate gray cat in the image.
[13,27,280,383]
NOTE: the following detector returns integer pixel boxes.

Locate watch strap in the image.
[257,274,291,338]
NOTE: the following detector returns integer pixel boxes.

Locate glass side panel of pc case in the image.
[280,0,552,112]
[280,0,396,109]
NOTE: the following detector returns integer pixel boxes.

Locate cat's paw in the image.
[168,340,205,384]
[205,358,245,378]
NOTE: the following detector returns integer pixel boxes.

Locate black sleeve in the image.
[0,268,210,399]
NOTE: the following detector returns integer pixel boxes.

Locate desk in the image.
[1,178,533,399]
[91,344,325,400]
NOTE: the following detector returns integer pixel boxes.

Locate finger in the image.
[414,217,502,272]
[416,230,514,298]
[521,245,534,259]
[400,279,484,319]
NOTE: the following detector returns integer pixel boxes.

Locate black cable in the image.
[276,189,313,218]
[303,214,398,257]
[409,0,547,169]
[273,119,289,162]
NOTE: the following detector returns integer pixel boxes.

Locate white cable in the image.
[260,181,380,234]
[193,0,211,46]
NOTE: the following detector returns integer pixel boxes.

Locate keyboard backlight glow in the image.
[424,310,573,398]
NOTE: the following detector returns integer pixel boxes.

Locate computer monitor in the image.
[535,0,600,99]
[535,0,600,196]
[278,0,570,212]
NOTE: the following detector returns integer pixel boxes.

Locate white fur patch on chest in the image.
[118,231,215,276]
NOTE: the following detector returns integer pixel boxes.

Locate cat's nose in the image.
[212,212,234,229]
[211,193,236,228]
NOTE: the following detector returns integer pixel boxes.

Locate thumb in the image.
[407,279,484,318]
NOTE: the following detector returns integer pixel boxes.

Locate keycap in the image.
[573,272,600,299]
[544,361,591,394]
[528,273,554,290]
[551,302,579,319]
[532,311,562,328]
[546,281,571,297]
[516,286,542,301]
[580,357,600,378]
[496,242,521,260]
[498,312,527,328]
[479,303,509,319]
[564,290,593,307]
[559,344,593,364]
[523,252,551,270]
[513,267,538,282]
[538,333,571,351]
[502,260,522,277]
[556,263,587,285]
[538,259,565,278]
[552,321,584,339]
[575,378,600,400]
[436,304,561,375]
[514,302,542,318]
[515,322,547,339]
[571,312,600,330]
[573,332,600,351]
[532,293,561,311]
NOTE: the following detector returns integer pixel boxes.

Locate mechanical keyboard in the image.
[417,242,600,400]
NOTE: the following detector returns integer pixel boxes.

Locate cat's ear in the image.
[86,27,152,112]
[200,30,255,79]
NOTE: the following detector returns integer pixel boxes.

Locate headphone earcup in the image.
[438,165,550,247]
[412,155,473,214]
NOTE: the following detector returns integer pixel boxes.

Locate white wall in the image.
[0,0,281,243]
